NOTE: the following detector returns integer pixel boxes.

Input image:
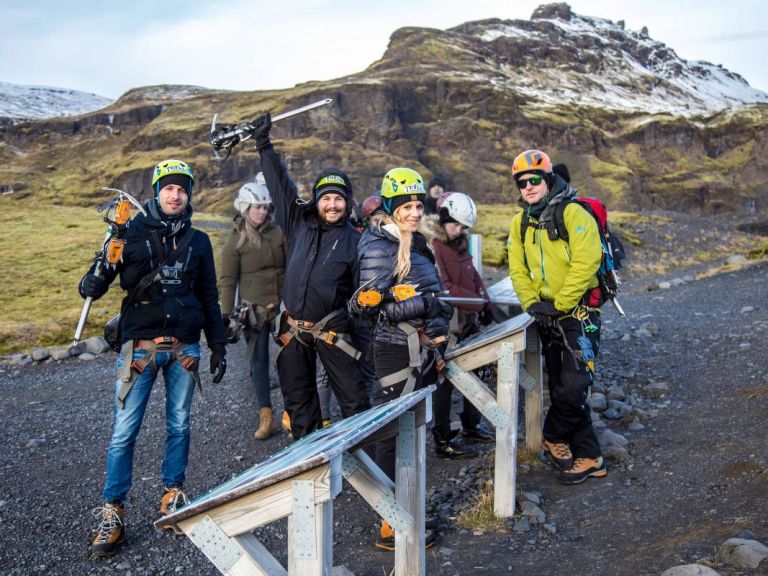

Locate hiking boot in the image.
[542,438,573,469]
[159,486,189,535]
[558,456,607,485]
[91,502,125,558]
[281,410,291,432]
[374,520,438,551]
[434,430,475,460]
[254,407,275,440]
[462,422,495,443]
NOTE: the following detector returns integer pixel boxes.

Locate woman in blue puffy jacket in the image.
[353,167,452,550]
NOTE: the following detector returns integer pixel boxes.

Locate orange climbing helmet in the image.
[512,149,553,176]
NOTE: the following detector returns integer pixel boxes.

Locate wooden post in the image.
[494,341,519,517]
[524,324,544,452]
[288,479,333,575]
[394,409,425,576]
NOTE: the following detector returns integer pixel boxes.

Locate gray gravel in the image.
[1,259,768,575]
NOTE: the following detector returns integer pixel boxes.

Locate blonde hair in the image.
[382,206,433,282]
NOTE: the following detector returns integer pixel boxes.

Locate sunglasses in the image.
[515,174,544,189]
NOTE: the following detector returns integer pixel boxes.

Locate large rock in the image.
[84,336,111,355]
[660,565,721,576]
[31,348,50,362]
[718,538,768,571]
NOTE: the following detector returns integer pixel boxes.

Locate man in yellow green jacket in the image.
[507,149,607,485]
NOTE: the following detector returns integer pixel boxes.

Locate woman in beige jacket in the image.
[219,173,286,439]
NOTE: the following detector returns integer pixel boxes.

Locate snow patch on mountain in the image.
[0,82,113,120]
[476,13,768,117]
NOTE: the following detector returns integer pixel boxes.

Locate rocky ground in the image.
[1,211,767,575]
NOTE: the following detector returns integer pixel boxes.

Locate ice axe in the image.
[209,98,333,159]
[72,188,146,347]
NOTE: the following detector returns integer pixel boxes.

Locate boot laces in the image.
[163,487,189,513]
[547,440,572,459]
[92,505,123,543]
[571,457,600,471]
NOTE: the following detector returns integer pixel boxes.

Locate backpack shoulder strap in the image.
[553,199,574,243]
[519,211,529,245]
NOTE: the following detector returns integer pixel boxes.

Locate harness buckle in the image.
[323,330,337,345]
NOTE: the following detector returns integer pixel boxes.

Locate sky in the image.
[1,0,767,99]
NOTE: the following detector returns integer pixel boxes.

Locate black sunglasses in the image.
[515,174,544,189]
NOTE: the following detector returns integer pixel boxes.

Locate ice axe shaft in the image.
[272,98,332,122]
[73,230,111,346]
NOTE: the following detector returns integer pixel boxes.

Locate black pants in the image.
[372,343,436,480]
[541,312,601,459]
[432,380,480,437]
[277,332,369,439]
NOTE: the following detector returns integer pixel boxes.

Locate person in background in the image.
[507,149,606,485]
[80,159,227,558]
[219,173,286,440]
[424,176,447,215]
[429,192,495,458]
[251,113,369,440]
[353,167,452,550]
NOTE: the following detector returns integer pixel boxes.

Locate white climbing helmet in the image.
[437,192,478,228]
[234,172,271,216]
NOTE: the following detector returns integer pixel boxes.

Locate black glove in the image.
[527,300,561,330]
[422,295,453,318]
[252,113,272,152]
[479,304,494,326]
[210,344,227,384]
[79,273,109,300]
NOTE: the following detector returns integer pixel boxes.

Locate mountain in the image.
[0,81,113,121]
[1,3,767,215]
[457,3,768,117]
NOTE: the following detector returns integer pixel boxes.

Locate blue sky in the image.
[1,0,766,98]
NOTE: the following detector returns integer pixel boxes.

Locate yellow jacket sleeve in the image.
[507,213,540,311]
[554,203,602,311]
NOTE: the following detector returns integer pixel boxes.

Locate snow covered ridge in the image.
[0,81,113,120]
[475,12,768,117]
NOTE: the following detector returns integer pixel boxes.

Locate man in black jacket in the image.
[79,159,227,558]
[251,114,369,439]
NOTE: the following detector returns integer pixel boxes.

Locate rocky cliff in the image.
[1,3,766,214]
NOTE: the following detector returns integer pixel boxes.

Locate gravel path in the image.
[1,235,767,575]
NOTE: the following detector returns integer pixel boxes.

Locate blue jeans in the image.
[102,343,200,504]
[247,323,272,409]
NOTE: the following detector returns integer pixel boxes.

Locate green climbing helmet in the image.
[152,159,194,194]
[380,167,426,214]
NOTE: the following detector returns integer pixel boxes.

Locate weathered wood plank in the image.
[394,412,426,576]
[494,342,520,518]
[206,465,332,537]
[524,325,544,452]
[288,484,333,575]
[450,331,527,372]
[232,532,287,576]
[341,451,413,532]
[444,362,511,430]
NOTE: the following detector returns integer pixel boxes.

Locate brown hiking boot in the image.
[159,486,189,535]
[542,439,573,469]
[281,410,291,432]
[254,407,275,440]
[558,456,607,485]
[91,502,125,558]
